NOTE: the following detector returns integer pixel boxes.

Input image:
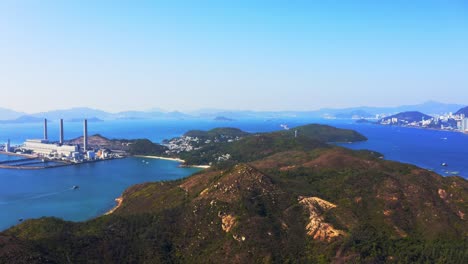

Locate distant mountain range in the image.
[0,115,45,124]
[0,108,25,120]
[0,101,465,123]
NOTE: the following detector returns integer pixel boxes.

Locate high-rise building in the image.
[5,139,10,152]
[462,118,468,132]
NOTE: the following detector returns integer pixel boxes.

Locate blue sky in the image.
[0,0,467,113]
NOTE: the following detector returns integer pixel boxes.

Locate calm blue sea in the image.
[0,118,467,231]
[0,157,200,231]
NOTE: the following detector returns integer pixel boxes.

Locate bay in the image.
[0,157,200,231]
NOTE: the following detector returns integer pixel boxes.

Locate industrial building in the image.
[21,118,88,157]
[23,139,78,156]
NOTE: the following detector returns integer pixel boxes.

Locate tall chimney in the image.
[83,119,88,152]
[44,118,48,141]
[5,139,10,153]
[59,119,64,145]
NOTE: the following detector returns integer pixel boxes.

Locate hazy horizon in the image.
[0,100,466,116]
[1,1,467,113]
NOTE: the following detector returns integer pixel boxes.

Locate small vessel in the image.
[72,185,79,190]
[441,163,448,167]
[18,218,23,222]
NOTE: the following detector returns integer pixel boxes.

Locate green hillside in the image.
[279,124,368,142]
[183,127,249,138]
[180,124,367,166]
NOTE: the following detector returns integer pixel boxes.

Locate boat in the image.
[441,163,448,167]
[72,185,79,190]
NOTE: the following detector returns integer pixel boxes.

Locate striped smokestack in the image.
[59,119,64,145]
[83,119,88,152]
[44,118,48,140]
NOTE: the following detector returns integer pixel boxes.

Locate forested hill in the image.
[179,124,367,166]
[183,127,249,138]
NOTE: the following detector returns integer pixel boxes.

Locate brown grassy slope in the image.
[1,147,467,263]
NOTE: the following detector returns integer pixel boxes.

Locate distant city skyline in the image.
[1,1,467,113]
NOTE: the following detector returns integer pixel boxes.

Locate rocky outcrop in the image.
[298,196,345,242]
[438,189,448,200]
[218,212,236,233]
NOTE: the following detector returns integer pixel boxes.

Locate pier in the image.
[0,158,37,165]
[0,155,125,170]
[0,157,70,169]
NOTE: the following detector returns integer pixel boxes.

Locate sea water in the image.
[1,118,467,231]
[329,121,468,178]
[0,157,200,231]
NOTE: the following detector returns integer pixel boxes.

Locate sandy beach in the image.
[136,155,185,162]
[105,197,123,215]
[181,164,211,169]
[136,155,211,168]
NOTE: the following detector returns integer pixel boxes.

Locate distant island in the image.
[0,115,104,124]
[0,115,46,124]
[68,117,104,122]
[214,116,235,121]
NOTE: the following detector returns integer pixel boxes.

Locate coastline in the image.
[135,155,210,168]
[105,197,123,215]
[103,157,209,215]
[135,155,185,162]
[372,123,467,134]
[181,164,211,169]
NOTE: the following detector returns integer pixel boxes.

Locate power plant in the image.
[21,119,90,158]
[1,118,121,169]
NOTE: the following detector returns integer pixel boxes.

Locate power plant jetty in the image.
[0,119,126,169]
